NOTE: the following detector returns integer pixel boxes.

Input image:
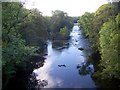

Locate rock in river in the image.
[58,64,66,67]
[78,47,84,51]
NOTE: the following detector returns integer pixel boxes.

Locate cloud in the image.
[33,56,63,88]
[23,0,108,16]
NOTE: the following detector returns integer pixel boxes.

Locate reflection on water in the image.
[32,23,96,88]
[77,62,94,76]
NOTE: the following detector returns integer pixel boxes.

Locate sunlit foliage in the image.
[99,18,120,79]
[78,2,120,80]
[59,26,69,36]
[78,12,94,37]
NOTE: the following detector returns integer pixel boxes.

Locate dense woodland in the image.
[2,1,120,89]
[78,2,120,81]
[2,2,74,89]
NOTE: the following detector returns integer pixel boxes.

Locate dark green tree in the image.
[50,10,73,40]
[20,8,48,47]
[2,2,38,88]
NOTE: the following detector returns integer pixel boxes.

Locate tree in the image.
[78,12,94,37]
[78,3,120,80]
[91,4,117,51]
[59,26,69,36]
[50,10,73,40]
[99,14,120,79]
[20,8,48,47]
[2,2,38,88]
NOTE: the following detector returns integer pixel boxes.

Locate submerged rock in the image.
[56,46,68,50]
[44,53,48,56]
[76,64,81,69]
[78,48,84,51]
[58,64,66,67]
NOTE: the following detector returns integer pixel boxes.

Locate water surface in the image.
[33,24,96,88]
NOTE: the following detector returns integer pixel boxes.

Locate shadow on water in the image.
[3,55,47,90]
[76,62,94,76]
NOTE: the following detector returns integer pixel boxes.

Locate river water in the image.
[32,23,96,88]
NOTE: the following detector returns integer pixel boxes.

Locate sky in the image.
[21,0,108,16]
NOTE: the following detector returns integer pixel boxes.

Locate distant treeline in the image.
[78,2,120,81]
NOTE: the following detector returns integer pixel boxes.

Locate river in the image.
[32,23,96,88]
[4,23,119,90]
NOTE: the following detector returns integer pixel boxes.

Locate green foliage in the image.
[116,13,120,26]
[78,12,94,37]
[78,3,117,51]
[2,39,37,79]
[2,3,73,88]
[49,10,73,39]
[20,8,48,46]
[78,2,120,80]
[95,4,116,16]
[59,26,69,36]
[99,17,120,79]
[92,4,117,50]
[2,2,39,87]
